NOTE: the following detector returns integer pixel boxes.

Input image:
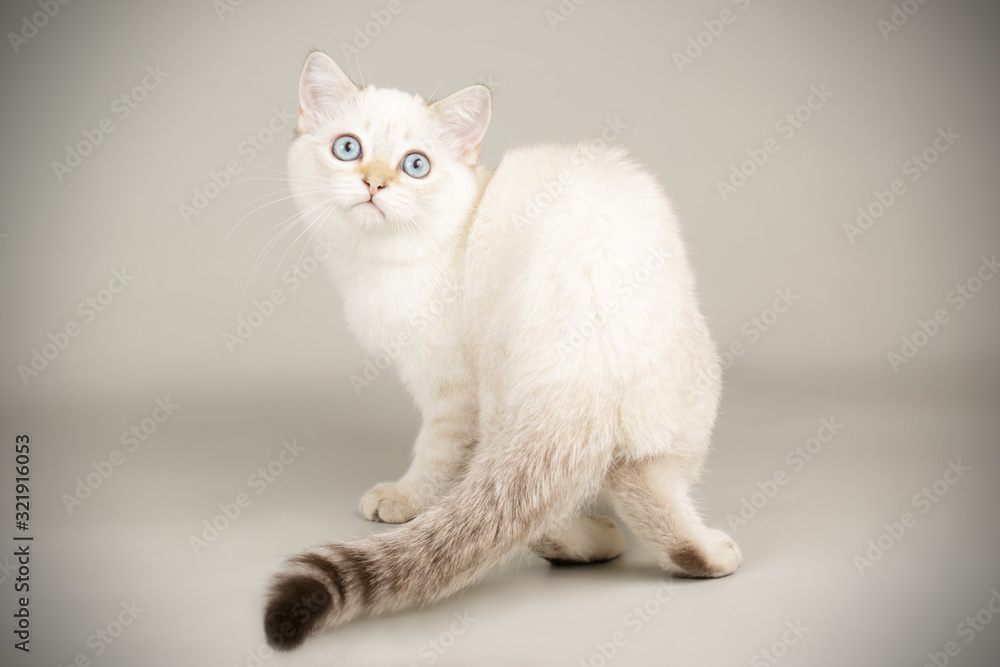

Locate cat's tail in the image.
[263,395,614,650]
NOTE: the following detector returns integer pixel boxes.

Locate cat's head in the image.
[287,51,491,258]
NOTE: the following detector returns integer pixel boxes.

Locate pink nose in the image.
[363,178,384,197]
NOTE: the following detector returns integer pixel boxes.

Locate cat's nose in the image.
[360,162,395,197]
[360,161,396,197]
[363,177,384,197]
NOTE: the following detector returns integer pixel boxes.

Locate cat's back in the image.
[465,142,700,369]
[480,142,670,232]
[469,141,690,290]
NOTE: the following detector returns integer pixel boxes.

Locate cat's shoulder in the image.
[494,141,634,175]
[484,142,660,207]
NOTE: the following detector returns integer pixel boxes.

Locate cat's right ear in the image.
[432,85,492,166]
[297,51,359,135]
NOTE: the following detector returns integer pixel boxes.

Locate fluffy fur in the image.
[264,51,740,651]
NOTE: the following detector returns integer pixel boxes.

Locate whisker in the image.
[215,187,332,258]
[241,196,332,283]
[230,176,327,186]
[247,195,336,284]
[276,200,339,299]
[268,203,330,291]
[248,217,308,286]
[352,52,366,88]
[426,80,444,102]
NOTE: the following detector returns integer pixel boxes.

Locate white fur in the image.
[284,51,735,588]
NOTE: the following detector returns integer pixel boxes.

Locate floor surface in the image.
[4,371,998,667]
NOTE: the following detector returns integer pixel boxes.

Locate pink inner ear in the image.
[435,85,491,165]
[298,53,359,131]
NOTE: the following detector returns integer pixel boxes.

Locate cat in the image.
[264,50,741,651]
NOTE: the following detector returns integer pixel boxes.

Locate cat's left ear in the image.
[297,51,359,135]
[432,85,492,166]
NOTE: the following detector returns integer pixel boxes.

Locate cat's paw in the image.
[669,528,742,578]
[359,482,424,523]
[533,514,626,565]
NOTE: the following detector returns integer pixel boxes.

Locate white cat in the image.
[264,50,740,650]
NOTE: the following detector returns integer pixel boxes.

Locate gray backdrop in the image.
[1,1,999,666]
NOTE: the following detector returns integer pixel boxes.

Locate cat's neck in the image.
[320,168,492,365]
[326,164,492,274]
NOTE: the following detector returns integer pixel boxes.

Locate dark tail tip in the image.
[264,575,333,651]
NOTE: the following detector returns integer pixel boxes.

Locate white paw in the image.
[534,515,626,565]
[359,482,424,523]
[703,528,742,576]
[670,528,741,578]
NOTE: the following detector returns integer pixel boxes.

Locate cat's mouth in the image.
[354,199,385,217]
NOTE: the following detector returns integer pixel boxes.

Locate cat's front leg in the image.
[360,388,477,523]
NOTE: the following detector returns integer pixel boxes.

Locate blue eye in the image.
[332,135,361,161]
[401,152,430,178]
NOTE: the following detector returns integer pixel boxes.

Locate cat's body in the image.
[265,51,740,650]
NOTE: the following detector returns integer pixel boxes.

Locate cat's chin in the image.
[353,201,384,216]
[347,201,390,229]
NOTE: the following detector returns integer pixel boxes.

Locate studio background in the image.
[1,1,998,666]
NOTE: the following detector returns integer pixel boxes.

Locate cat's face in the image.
[287,52,491,256]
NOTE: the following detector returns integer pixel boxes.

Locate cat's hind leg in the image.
[608,452,740,578]
[532,514,626,565]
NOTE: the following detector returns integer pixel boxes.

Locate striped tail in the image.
[264,408,613,650]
